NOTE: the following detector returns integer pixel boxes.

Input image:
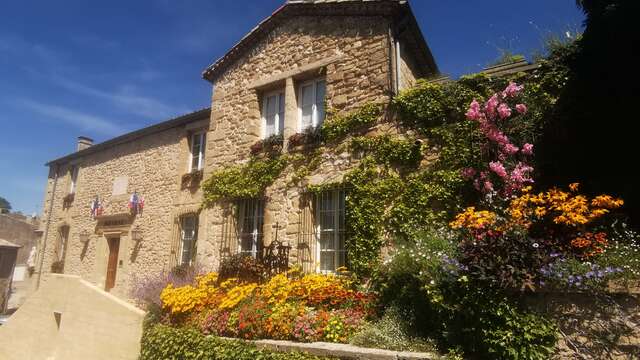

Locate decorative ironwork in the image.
[131,226,143,242]
[262,223,290,275]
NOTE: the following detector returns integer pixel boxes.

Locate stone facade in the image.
[36,0,436,298]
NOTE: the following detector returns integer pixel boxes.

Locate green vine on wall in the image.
[320,103,382,143]
[202,156,288,207]
[200,64,558,277]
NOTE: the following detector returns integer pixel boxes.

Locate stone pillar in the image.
[283,77,297,150]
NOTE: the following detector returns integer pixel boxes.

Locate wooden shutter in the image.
[297,193,317,273]
[220,202,239,261]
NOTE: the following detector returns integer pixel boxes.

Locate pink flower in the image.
[466,100,481,120]
[497,103,512,119]
[502,82,524,98]
[485,95,499,119]
[503,143,519,155]
[522,143,534,155]
[483,181,494,192]
[461,167,477,179]
[489,161,508,178]
[515,104,527,114]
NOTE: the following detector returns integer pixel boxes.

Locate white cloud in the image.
[51,75,187,119]
[16,98,126,136]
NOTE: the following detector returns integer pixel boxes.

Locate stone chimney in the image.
[77,136,94,151]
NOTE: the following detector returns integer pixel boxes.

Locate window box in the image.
[62,193,75,208]
[250,134,283,156]
[181,169,203,189]
[288,127,323,151]
[51,260,64,274]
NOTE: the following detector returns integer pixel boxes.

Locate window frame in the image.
[179,214,198,266]
[188,131,206,172]
[69,165,79,194]
[261,90,285,139]
[297,78,326,132]
[56,225,70,263]
[314,189,346,273]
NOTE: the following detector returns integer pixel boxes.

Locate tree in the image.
[538,0,640,228]
[0,196,11,212]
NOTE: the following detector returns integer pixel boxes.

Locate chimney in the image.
[77,136,94,151]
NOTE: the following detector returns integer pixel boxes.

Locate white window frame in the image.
[179,215,198,266]
[69,165,79,194]
[188,132,206,172]
[298,78,326,132]
[261,90,285,139]
[237,199,264,259]
[314,189,346,273]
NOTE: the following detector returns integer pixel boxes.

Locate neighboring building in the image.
[0,213,40,280]
[35,0,437,298]
[0,239,21,313]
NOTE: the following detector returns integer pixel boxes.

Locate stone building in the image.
[35,0,437,298]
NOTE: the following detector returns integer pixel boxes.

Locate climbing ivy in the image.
[202,156,288,206]
[348,135,422,169]
[320,103,382,143]
[201,66,555,277]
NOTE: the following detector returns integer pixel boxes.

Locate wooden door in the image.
[105,237,120,291]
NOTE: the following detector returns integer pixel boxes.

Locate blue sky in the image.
[0,1,584,215]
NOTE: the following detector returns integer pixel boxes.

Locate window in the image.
[56,225,70,263]
[179,215,198,266]
[69,166,79,194]
[315,189,346,272]
[237,199,264,258]
[189,132,206,172]
[299,79,326,131]
[262,91,285,138]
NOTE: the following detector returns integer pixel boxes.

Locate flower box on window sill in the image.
[250,134,284,156]
[62,193,75,208]
[287,129,323,152]
[181,169,203,188]
[51,260,65,274]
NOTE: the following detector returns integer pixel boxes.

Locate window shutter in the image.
[220,202,239,261]
[297,193,317,273]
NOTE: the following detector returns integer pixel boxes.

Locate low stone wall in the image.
[0,274,145,360]
[252,339,438,360]
[526,291,640,359]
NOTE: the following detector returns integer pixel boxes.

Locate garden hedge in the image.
[140,323,334,360]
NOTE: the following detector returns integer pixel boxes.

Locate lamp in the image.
[79,229,90,244]
[131,226,143,242]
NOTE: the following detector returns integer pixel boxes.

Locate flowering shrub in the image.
[158,272,374,343]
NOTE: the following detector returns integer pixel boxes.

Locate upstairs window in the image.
[315,189,346,272]
[237,198,264,258]
[179,215,198,266]
[189,132,206,172]
[262,91,285,138]
[299,79,326,131]
[69,166,79,194]
[56,225,70,263]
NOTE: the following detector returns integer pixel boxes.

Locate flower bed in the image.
[157,272,375,343]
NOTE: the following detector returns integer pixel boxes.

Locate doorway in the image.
[105,237,120,291]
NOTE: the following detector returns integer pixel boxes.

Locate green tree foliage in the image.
[0,196,10,211]
[538,0,640,228]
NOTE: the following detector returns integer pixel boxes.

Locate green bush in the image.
[349,306,436,353]
[141,323,333,360]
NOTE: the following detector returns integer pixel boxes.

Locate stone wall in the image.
[37,115,209,298]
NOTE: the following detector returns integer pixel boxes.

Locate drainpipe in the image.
[36,164,60,290]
